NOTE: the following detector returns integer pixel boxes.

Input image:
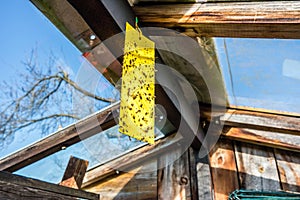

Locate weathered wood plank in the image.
[82,133,182,187]
[59,156,89,189]
[67,0,132,83]
[200,105,300,152]
[209,139,239,200]
[234,142,281,190]
[221,109,300,136]
[30,0,100,52]
[0,171,99,200]
[0,102,119,173]
[275,149,300,192]
[158,148,191,200]
[200,106,300,136]
[0,182,77,200]
[134,1,300,39]
[84,160,157,200]
[189,148,213,200]
[222,128,300,153]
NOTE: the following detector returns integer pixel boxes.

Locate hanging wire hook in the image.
[135,17,142,40]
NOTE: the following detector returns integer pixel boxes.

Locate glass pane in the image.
[14,124,167,183]
[0,1,117,158]
[215,38,300,114]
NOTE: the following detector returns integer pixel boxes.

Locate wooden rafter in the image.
[201,107,300,136]
[222,128,300,153]
[134,1,300,39]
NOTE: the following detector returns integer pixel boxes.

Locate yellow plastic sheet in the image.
[119,23,155,144]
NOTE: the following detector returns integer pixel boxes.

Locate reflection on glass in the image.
[215,38,300,114]
[14,122,170,184]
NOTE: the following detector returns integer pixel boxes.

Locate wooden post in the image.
[158,148,191,200]
[209,139,239,200]
[59,156,89,189]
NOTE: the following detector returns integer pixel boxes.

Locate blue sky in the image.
[215,38,300,114]
[0,0,81,82]
[0,1,126,183]
[0,0,82,157]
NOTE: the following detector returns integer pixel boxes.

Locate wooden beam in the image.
[200,106,300,136]
[82,133,182,188]
[67,0,134,61]
[0,102,119,173]
[221,109,300,136]
[0,171,99,200]
[189,148,213,200]
[134,1,300,39]
[209,139,239,200]
[157,148,191,200]
[201,106,300,152]
[222,128,300,153]
[59,156,89,189]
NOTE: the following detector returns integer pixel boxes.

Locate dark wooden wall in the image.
[82,137,300,200]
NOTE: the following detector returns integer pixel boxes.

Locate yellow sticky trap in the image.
[119,22,155,144]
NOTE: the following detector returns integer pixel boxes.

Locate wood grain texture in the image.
[158,148,191,200]
[0,182,77,200]
[134,1,300,39]
[200,106,300,136]
[209,139,239,200]
[0,171,99,200]
[234,142,281,190]
[30,0,100,52]
[221,109,300,136]
[275,149,300,192]
[84,161,157,200]
[59,156,89,189]
[189,148,213,200]
[222,128,300,153]
[0,102,119,173]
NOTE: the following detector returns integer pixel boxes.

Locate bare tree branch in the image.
[0,50,118,144]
